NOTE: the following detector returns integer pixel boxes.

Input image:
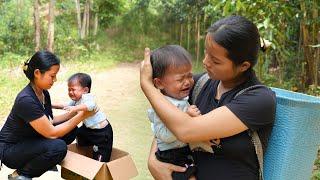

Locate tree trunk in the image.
[317,31,320,85]
[301,1,315,86]
[34,0,41,51]
[196,15,201,66]
[312,0,318,87]
[93,13,98,36]
[194,14,198,57]
[75,0,81,38]
[187,16,190,51]
[195,14,200,66]
[46,0,55,53]
[80,0,88,39]
[176,22,179,42]
[180,23,183,46]
[299,19,306,90]
[85,0,90,37]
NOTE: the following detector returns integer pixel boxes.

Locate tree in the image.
[75,0,81,38]
[46,0,55,52]
[34,0,40,51]
[80,0,90,39]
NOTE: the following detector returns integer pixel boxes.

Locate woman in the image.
[0,51,93,179]
[140,15,276,180]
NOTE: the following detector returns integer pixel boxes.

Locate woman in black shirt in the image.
[0,51,93,179]
[140,16,276,180]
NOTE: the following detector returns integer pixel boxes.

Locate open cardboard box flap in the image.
[106,152,138,179]
[60,144,138,180]
[60,150,104,179]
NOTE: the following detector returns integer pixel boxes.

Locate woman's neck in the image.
[30,83,43,97]
[216,74,248,99]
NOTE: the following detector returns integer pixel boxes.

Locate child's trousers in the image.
[77,123,113,162]
[156,146,196,180]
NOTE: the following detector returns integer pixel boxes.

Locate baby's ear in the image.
[84,87,90,93]
[153,78,164,90]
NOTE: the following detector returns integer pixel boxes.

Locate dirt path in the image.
[1,62,153,179]
[51,62,142,114]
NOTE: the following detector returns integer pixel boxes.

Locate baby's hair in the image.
[150,45,192,79]
[68,73,92,93]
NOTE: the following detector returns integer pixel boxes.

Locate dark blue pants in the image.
[156,146,196,180]
[1,127,77,178]
[76,123,113,162]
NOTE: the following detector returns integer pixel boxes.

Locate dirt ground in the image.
[0,62,152,179]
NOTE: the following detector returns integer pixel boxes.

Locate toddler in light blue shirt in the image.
[54,73,113,162]
[147,45,199,180]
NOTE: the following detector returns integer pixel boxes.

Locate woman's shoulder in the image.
[193,72,207,83]
[16,84,34,100]
[241,84,275,100]
[233,85,276,111]
[235,71,276,101]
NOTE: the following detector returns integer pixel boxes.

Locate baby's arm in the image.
[64,104,88,114]
[65,94,97,113]
[186,105,201,117]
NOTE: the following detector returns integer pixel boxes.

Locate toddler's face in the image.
[67,80,87,101]
[156,64,194,100]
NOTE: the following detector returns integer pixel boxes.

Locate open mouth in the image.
[181,88,190,93]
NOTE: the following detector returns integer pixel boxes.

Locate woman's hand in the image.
[148,139,186,180]
[148,153,186,180]
[78,109,96,120]
[140,48,154,89]
[63,106,77,114]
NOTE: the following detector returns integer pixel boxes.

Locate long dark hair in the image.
[23,51,60,81]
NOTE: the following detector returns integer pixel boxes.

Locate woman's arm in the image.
[140,48,248,142]
[148,138,186,180]
[52,103,66,109]
[52,111,77,124]
[30,110,93,139]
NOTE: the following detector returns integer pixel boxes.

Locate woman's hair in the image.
[68,73,92,93]
[207,15,261,67]
[150,45,192,79]
[23,51,60,81]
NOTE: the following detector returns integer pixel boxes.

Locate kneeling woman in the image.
[0,51,93,179]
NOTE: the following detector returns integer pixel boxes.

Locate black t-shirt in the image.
[0,83,53,144]
[190,73,276,180]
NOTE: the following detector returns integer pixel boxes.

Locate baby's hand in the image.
[187,105,201,117]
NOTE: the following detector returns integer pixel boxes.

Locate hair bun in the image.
[22,59,30,71]
[260,38,272,52]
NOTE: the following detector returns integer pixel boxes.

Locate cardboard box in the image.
[60,144,138,180]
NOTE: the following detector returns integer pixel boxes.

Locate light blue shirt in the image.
[147,96,189,151]
[68,93,107,129]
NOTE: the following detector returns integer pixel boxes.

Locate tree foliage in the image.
[0,0,319,95]
[120,0,319,93]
